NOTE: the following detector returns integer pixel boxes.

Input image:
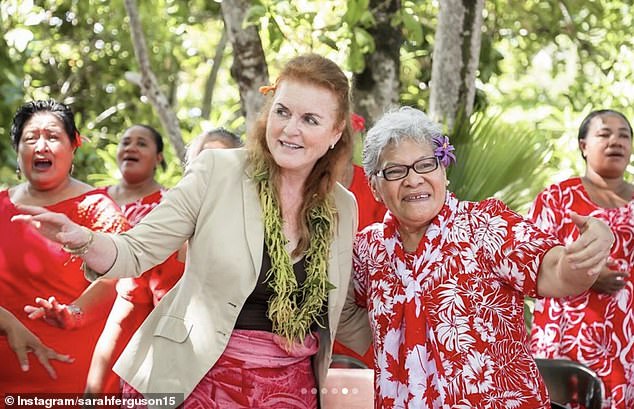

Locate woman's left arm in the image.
[537,211,614,298]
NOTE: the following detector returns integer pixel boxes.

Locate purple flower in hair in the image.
[432,135,456,167]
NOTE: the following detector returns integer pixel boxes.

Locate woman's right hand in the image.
[11,204,89,248]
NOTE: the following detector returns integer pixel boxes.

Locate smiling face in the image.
[265,79,344,180]
[580,113,633,179]
[116,125,164,184]
[372,138,447,236]
[18,112,75,191]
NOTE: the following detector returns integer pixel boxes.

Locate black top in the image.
[234,242,325,332]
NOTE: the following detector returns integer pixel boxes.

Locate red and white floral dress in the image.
[353,193,559,408]
[529,177,634,409]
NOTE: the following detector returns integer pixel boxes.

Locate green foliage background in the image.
[1,0,633,204]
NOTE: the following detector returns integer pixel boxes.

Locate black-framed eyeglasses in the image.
[376,155,439,181]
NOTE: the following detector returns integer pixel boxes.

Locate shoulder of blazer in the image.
[188,148,250,191]
[193,148,248,173]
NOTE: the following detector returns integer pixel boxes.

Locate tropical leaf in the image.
[447,112,553,214]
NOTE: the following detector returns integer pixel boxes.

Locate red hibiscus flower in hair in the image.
[351,113,365,133]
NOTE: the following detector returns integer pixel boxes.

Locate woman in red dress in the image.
[353,106,614,408]
[86,126,242,394]
[0,100,128,393]
[529,109,634,409]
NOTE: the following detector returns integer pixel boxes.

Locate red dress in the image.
[348,164,387,231]
[112,189,185,307]
[0,189,129,393]
[333,165,386,367]
[353,193,559,408]
[98,188,185,393]
[529,178,634,409]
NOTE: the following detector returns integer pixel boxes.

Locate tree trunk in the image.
[123,0,186,162]
[221,0,269,133]
[353,0,402,126]
[201,28,228,120]
[429,0,484,128]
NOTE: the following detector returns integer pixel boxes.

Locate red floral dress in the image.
[0,189,129,393]
[529,177,634,409]
[353,193,559,408]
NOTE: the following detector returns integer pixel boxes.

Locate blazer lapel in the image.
[243,174,264,278]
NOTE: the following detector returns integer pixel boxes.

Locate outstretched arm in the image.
[12,204,118,275]
[537,211,614,298]
[24,279,117,329]
[0,307,73,379]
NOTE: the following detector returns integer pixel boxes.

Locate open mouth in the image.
[279,140,303,150]
[403,192,431,202]
[122,156,140,163]
[33,158,52,170]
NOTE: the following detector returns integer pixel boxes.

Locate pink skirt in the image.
[122,329,320,408]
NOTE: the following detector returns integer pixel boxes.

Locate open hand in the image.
[11,203,88,248]
[5,315,74,379]
[24,296,84,330]
[565,211,615,276]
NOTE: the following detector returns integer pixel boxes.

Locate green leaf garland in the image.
[257,176,336,345]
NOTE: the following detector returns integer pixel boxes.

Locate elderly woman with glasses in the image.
[351,106,615,408]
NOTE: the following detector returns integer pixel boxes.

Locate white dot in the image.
[300,388,307,395]
[341,388,349,395]
[331,388,338,394]
[321,387,328,394]
[352,387,359,394]
[311,388,318,395]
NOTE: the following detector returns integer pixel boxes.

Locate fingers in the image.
[24,305,45,320]
[569,246,610,276]
[32,345,73,380]
[13,203,51,215]
[33,347,59,379]
[14,345,30,372]
[569,211,590,231]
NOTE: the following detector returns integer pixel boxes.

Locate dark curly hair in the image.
[10,100,80,150]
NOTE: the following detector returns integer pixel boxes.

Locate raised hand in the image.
[566,211,615,276]
[24,296,85,330]
[11,203,90,249]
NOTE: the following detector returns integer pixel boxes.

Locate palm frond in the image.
[447,112,552,213]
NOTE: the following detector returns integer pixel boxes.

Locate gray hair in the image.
[184,127,242,167]
[362,106,444,178]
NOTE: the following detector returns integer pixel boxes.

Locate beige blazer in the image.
[88,148,371,408]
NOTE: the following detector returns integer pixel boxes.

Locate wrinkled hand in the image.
[24,297,84,330]
[5,317,73,379]
[591,262,629,294]
[566,211,615,276]
[11,204,88,248]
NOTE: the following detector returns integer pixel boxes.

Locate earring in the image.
[330,143,335,150]
[70,164,75,175]
[16,166,22,180]
[446,180,451,186]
